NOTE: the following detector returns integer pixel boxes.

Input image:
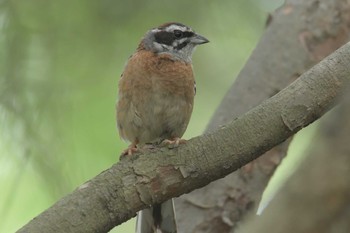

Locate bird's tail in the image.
[135,199,177,233]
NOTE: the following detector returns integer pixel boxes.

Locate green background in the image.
[0,1,318,232]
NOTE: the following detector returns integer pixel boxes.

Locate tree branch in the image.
[17,41,350,233]
[239,86,350,233]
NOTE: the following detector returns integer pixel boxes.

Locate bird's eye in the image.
[174,30,183,38]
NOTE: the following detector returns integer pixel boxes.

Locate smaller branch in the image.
[18,42,350,233]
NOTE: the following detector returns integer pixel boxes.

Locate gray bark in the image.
[239,90,350,233]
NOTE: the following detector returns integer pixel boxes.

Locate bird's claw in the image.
[161,138,187,149]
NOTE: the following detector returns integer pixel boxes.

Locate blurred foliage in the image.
[0,0,285,232]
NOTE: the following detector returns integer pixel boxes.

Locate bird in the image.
[116,22,209,233]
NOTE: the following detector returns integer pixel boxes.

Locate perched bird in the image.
[116,22,209,233]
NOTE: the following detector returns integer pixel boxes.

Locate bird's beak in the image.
[191,33,209,45]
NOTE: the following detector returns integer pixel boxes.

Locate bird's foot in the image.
[161,137,187,149]
[121,143,138,157]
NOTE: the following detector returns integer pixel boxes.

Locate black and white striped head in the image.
[141,22,209,63]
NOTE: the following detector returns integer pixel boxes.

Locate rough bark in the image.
[17,41,350,233]
[239,89,350,233]
[176,0,350,232]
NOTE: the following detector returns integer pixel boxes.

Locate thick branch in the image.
[17,41,350,233]
[240,88,350,233]
[177,1,350,231]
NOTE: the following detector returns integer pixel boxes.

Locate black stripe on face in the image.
[183,31,194,37]
[154,29,194,46]
[154,31,175,46]
[174,41,188,50]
